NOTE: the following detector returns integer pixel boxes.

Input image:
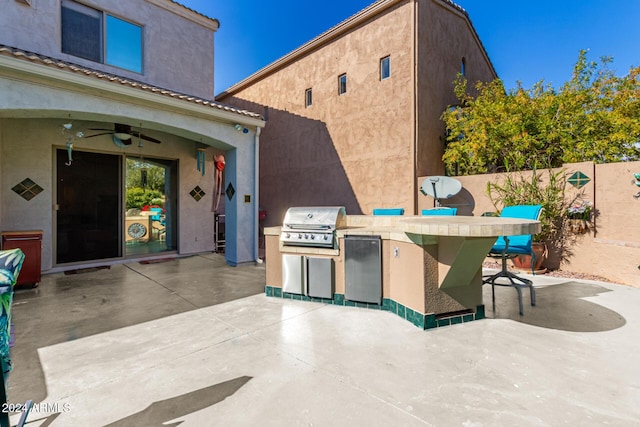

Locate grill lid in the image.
[282,206,346,231]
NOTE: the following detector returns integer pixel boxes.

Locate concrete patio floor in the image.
[6,253,640,426]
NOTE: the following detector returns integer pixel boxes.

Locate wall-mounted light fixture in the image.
[234,124,249,134]
[114,132,133,141]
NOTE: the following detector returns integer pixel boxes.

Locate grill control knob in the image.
[298,234,302,239]
[285,233,291,238]
[323,235,329,240]
[310,235,315,240]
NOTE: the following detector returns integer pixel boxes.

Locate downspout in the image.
[254,126,262,263]
[412,0,419,215]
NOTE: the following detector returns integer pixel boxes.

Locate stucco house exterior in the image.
[0,0,265,270]
[217,0,496,226]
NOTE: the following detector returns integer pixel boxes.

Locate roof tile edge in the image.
[0,44,261,120]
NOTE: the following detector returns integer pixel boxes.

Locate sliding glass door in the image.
[56,149,121,263]
[124,156,177,256]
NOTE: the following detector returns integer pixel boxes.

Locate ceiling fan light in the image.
[114,132,132,140]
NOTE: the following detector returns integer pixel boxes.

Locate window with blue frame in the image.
[61,0,143,73]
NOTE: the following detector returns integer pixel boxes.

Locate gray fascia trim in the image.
[145,0,220,31]
[0,55,264,128]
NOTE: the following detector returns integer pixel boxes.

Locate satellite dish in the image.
[420,176,462,204]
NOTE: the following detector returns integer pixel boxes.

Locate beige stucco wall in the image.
[0,117,224,270]
[219,0,496,226]
[417,161,640,287]
[0,0,216,98]
[220,1,416,225]
[415,0,497,179]
[0,63,263,268]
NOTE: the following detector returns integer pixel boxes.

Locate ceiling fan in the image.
[85,123,162,146]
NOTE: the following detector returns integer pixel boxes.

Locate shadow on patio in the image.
[484,280,626,332]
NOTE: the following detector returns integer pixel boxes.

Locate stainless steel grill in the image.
[280,206,346,248]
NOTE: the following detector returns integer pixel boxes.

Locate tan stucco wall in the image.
[219,0,495,226]
[417,161,640,287]
[220,1,416,225]
[1,0,216,98]
[415,0,497,179]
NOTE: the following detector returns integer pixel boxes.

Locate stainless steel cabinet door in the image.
[344,235,382,304]
[307,257,333,299]
[282,254,304,294]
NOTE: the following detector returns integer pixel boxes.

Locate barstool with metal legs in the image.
[482,205,542,315]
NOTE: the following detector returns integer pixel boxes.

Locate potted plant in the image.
[566,201,592,234]
[487,167,580,271]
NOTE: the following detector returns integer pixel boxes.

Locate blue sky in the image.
[179,0,640,95]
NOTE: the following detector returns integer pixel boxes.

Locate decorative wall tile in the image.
[189,185,205,201]
[568,171,591,189]
[12,178,43,201]
[264,286,485,331]
[226,183,235,200]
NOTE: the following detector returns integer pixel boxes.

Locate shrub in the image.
[487,168,582,267]
[126,187,164,210]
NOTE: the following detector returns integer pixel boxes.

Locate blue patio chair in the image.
[150,208,166,240]
[482,204,542,315]
[422,207,457,216]
[372,208,404,216]
[149,207,165,226]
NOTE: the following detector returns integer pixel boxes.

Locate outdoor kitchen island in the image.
[264,214,541,329]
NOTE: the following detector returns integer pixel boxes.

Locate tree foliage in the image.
[126,158,165,191]
[125,158,166,210]
[442,51,640,175]
[126,187,164,210]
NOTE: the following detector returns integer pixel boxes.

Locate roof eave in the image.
[216,0,498,99]
[0,54,264,127]
[217,0,406,99]
[145,0,220,31]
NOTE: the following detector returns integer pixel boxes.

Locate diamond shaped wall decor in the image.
[226,183,235,201]
[12,178,43,201]
[568,172,591,189]
[189,185,206,202]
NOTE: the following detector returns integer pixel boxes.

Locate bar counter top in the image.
[265,215,541,241]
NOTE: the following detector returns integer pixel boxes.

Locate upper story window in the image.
[61,0,143,73]
[338,73,347,95]
[461,57,466,76]
[380,56,390,80]
[305,88,312,107]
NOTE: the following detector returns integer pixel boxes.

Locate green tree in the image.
[126,158,165,192]
[442,51,640,175]
[126,187,164,210]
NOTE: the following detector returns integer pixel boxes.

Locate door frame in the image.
[53,146,123,266]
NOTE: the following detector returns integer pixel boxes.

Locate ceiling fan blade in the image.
[114,123,132,133]
[84,132,113,138]
[140,134,162,144]
[111,134,132,147]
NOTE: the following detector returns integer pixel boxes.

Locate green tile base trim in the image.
[264,286,485,331]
